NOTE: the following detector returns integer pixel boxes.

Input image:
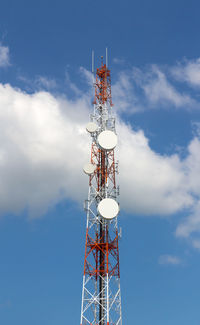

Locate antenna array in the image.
[80,54,122,325]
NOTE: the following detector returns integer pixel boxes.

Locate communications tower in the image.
[80,56,122,325]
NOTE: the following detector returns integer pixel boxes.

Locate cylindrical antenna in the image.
[92,50,94,74]
[92,50,95,86]
[106,48,108,67]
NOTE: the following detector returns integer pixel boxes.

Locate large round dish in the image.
[98,198,119,220]
[86,122,98,133]
[83,163,96,175]
[97,130,117,150]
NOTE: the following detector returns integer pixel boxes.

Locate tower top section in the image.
[93,59,113,107]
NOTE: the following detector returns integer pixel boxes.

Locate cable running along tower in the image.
[80,56,122,325]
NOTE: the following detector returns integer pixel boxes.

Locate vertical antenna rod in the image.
[92,50,94,74]
[106,47,108,68]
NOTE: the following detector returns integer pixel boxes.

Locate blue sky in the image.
[1,0,200,324]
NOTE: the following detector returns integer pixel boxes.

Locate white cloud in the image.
[112,72,142,113]
[113,58,125,65]
[0,83,90,217]
[65,70,82,95]
[79,66,93,86]
[0,81,198,221]
[1,76,200,250]
[191,239,200,250]
[17,75,57,93]
[0,44,10,67]
[110,63,198,114]
[35,76,57,90]
[176,202,200,238]
[171,58,200,87]
[158,254,182,265]
[118,121,193,216]
[175,138,200,238]
[132,66,195,108]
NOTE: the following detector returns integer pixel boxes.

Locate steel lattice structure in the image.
[80,58,122,325]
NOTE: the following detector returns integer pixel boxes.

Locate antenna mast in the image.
[80,55,122,325]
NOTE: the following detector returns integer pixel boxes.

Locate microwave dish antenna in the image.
[83,163,96,175]
[97,130,117,150]
[86,122,98,133]
[98,198,119,219]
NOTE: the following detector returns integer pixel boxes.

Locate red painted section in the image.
[83,228,120,278]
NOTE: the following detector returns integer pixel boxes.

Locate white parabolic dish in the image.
[97,130,117,150]
[98,198,119,219]
[86,122,98,133]
[83,163,96,175]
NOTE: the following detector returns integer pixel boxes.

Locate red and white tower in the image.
[80,56,122,325]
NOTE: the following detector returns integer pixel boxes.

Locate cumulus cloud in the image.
[17,75,57,93]
[0,44,10,67]
[0,83,90,217]
[132,65,195,108]
[112,72,142,113]
[0,81,197,222]
[118,122,193,216]
[79,66,93,86]
[114,55,200,114]
[176,202,200,238]
[171,58,200,88]
[113,58,125,65]
[35,76,57,90]
[0,61,200,248]
[175,139,200,239]
[158,255,182,265]
[0,81,199,222]
[191,239,200,250]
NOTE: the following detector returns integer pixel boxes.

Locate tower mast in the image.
[80,55,122,325]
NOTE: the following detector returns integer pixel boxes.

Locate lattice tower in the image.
[80,57,122,325]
